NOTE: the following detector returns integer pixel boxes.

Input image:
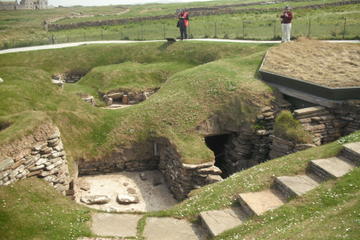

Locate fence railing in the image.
[1,18,359,50]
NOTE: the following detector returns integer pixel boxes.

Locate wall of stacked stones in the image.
[156,138,222,200]
[270,102,360,159]
[0,125,70,194]
[77,141,159,176]
[47,0,359,31]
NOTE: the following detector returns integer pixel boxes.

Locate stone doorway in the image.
[205,134,231,178]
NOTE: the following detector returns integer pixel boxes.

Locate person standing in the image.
[178,9,189,40]
[280,6,293,42]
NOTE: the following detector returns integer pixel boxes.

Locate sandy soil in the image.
[261,39,360,88]
[75,170,177,212]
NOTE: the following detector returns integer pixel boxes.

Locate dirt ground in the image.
[75,170,177,212]
[261,39,360,88]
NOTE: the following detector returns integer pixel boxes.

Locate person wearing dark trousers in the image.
[177,9,189,40]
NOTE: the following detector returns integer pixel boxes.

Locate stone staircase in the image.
[200,142,359,237]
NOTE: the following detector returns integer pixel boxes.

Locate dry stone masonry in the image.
[103,88,158,106]
[0,126,70,194]
[270,102,360,159]
[157,138,222,200]
[294,106,343,145]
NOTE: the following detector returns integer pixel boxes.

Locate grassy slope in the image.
[76,61,194,92]
[0,42,273,163]
[0,178,92,240]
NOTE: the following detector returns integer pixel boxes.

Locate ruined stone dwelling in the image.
[0,0,48,10]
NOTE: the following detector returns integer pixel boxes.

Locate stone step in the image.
[144,217,206,240]
[310,157,355,180]
[342,142,360,166]
[274,175,320,199]
[91,213,142,238]
[238,189,285,217]
[199,207,246,237]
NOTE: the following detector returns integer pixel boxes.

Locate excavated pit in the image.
[52,71,87,83]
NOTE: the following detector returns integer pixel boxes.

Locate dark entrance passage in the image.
[205,134,231,178]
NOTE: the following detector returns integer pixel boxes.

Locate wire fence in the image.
[1,17,359,50]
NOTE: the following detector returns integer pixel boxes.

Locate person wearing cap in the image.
[177,9,190,40]
[280,6,293,42]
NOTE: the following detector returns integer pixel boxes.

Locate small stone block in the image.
[238,190,285,217]
[91,213,142,237]
[275,175,320,199]
[200,207,246,237]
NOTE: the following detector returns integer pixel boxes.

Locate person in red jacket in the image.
[280,6,293,42]
[177,9,189,40]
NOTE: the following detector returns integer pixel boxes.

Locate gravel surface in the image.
[261,39,360,88]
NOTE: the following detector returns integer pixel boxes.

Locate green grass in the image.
[76,61,194,93]
[0,1,359,49]
[0,41,273,164]
[274,110,312,144]
[0,178,92,240]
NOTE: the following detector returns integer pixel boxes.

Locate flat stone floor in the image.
[91,213,142,237]
[76,170,177,212]
[144,217,207,240]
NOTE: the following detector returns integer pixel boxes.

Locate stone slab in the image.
[91,213,141,237]
[343,142,360,164]
[144,217,205,240]
[0,158,14,171]
[294,106,326,116]
[200,207,246,237]
[238,189,285,217]
[275,175,320,199]
[311,157,355,179]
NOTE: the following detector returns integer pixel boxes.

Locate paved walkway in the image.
[0,39,359,55]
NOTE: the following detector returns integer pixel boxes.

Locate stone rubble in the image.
[0,126,70,195]
[103,88,158,106]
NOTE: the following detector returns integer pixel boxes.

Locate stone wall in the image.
[103,88,158,106]
[334,101,360,135]
[294,106,343,145]
[157,138,222,200]
[269,135,315,159]
[77,141,159,175]
[216,106,277,175]
[0,126,70,194]
[269,103,360,159]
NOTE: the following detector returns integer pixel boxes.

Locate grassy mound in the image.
[67,61,195,103]
[0,42,273,164]
[0,178,91,240]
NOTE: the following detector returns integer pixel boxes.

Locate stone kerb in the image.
[0,126,70,194]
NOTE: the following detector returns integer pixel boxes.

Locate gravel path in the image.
[1,39,358,55]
